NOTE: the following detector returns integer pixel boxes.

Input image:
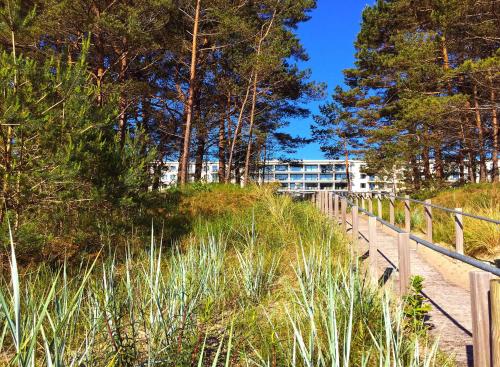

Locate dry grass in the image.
[414,183,499,258]
[0,185,451,366]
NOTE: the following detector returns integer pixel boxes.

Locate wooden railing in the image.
[308,190,500,367]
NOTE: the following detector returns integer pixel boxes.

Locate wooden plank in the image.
[334,194,339,219]
[368,193,373,214]
[325,191,330,216]
[455,207,464,255]
[352,205,359,245]
[470,271,494,367]
[361,194,365,211]
[404,195,411,232]
[323,191,327,215]
[377,194,382,219]
[492,279,500,367]
[425,199,433,243]
[328,192,332,216]
[369,215,377,280]
[398,232,410,295]
[341,197,347,232]
[390,194,395,226]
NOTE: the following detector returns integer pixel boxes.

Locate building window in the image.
[335,173,348,180]
[334,164,346,172]
[275,165,288,171]
[168,165,177,171]
[320,165,333,173]
[305,182,318,189]
[320,183,333,189]
[290,165,303,172]
[280,183,288,189]
[275,174,288,181]
[212,173,218,181]
[361,183,366,189]
[305,174,318,181]
[290,174,303,181]
[294,182,303,189]
[264,165,273,173]
[320,174,333,181]
[336,182,347,190]
[304,165,318,172]
[369,183,376,190]
[361,173,367,179]
[211,165,218,172]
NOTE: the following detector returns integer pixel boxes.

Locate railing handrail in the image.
[338,190,500,225]
[338,194,500,277]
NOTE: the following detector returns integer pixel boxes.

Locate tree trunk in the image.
[194,126,206,182]
[422,144,431,181]
[261,138,267,185]
[243,68,259,186]
[179,0,201,186]
[434,144,444,180]
[226,80,252,182]
[242,15,275,186]
[473,85,488,181]
[218,93,230,183]
[411,154,421,190]
[344,140,351,192]
[118,48,128,148]
[490,76,499,182]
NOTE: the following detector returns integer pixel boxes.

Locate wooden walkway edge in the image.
[354,214,473,366]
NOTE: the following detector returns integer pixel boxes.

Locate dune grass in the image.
[369,183,499,259]
[0,185,451,366]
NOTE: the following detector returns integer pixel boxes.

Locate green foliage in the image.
[321,0,500,189]
[0,44,156,261]
[403,276,432,333]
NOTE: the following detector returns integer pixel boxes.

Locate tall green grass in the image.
[0,187,451,366]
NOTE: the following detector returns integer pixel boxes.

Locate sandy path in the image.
[351,214,473,366]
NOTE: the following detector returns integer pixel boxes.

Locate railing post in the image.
[369,215,378,280]
[324,191,328,214]
[361,194,365,211]
[398,232,411,295]
[341,197,347,232]
[455,208,464,255]
[326,191,333,218]
[322,191,327,213]
[404,195,411,232]
[368,193,373,214]
[325,190,330,217]
[470,271,494,367]
[491,279,500,367]
[390,194,395,226]
[425,199,433,243]
[377,194,382,219]
[352,205,359,244]
[334,194,339,219]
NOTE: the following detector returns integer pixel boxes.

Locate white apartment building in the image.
[161,160,394,192]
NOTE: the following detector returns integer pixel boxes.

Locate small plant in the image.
[403,275,432,333]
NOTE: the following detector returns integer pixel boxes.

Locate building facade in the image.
[161,160,394,192]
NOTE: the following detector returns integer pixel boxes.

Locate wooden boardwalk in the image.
[353,213,473,366]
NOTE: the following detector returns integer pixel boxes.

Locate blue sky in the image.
[285,0,370,159]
